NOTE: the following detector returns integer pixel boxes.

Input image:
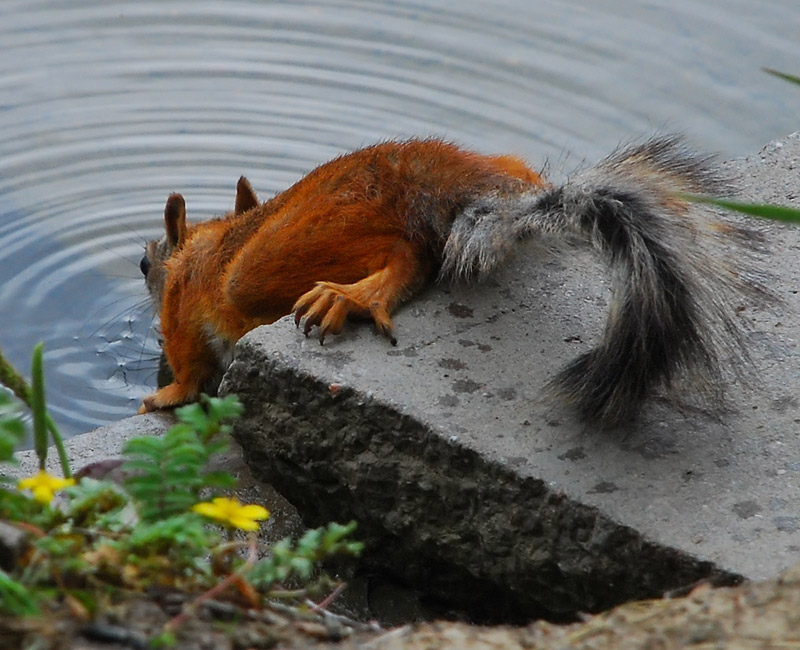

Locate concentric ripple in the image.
[0,0,798,438]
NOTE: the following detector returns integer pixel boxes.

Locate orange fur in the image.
[139,139,545,412]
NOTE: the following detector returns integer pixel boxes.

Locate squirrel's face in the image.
[140,235,174,315]
[141,193,187,315]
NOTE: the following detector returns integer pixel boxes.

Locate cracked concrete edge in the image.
[214,133,800,618]
[220,343,741,619]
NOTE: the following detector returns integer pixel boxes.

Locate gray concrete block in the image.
[219,133,800,617]
[11,412,175,478]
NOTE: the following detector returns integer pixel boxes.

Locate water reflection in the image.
[0,0,797,437]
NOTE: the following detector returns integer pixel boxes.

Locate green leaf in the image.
[150,631,178,648]
[289,556,313,579]
[126,513,213,555]
[0,393,26,466]
[296,528,323,556]
[0,568,39,616]
[118,459,159,474]
[122,437,163,456]
[200,470,237,490]
[175,403,210,431]
[685,194,800,224]
[30,343,47,469]
[62,478,131,529]
[202,394,244,420]
[763,67,800,88]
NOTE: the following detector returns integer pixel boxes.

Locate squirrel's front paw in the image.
[293,282,358,343]
[138,394,161,414]
[293,281,397,345]
[138,383,195,414]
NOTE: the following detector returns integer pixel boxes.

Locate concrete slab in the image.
[11,412,175,478]
[220,133,800,619]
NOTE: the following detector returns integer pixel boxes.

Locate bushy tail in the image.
[441,135,765,427]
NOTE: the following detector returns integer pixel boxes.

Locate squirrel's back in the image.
[220,139,546,315]
[249,138,545,241]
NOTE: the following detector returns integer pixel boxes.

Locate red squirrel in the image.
[139,136,762,426]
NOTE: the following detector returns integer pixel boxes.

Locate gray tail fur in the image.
[440,135,765,427]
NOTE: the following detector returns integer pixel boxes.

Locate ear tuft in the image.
[235,176,259,215]
[164,193,187,248]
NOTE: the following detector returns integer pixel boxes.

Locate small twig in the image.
[0,349,30,404]
[313,605,383,634]
[307,581,347,612]
[266,587,313,600]
[164,534,259,634]
[363,625,412,648]
[10,520,47,538]
[265,599,331,623]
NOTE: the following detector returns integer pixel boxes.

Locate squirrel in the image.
[138,135,763,426]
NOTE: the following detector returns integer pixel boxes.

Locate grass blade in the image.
[763,67,800,88]
[31,343,47,470]
[686,194,800,224]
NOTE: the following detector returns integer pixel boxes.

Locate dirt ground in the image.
[4,561,800,650]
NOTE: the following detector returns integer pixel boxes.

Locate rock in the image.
[219,133,800,619]
[0,520,29,572]
[354,562,800,649]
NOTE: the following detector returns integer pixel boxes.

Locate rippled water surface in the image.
[1,0,798,438]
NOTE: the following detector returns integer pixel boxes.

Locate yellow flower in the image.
[18,470,75,504]
[192,497,269,531]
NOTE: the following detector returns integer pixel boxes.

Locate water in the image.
[0,0,798,439]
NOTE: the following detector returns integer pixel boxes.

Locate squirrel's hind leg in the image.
[293,241,429,345]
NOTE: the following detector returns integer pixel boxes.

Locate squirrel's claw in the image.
[292,282,398,345]
[369,301,397,345]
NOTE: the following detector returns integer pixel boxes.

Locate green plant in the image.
[687,193,800,224]
[0,568,39,616]
[686,68,800,223]
[0,346,363,641]
[248,521,364,589]
[122,396,240,522]
[763,67,800,87]
[0,391,26,479]
[0,344,70,478]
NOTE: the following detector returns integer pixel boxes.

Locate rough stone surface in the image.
[355,562,800,650]
[0,520,29,571]
[219,132,800,619]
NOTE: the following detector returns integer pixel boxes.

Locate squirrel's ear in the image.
[164,193,187,248]
[235,176,258,215]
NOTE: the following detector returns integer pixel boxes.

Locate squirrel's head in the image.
[140,176,259,313]
[140,193,186,314]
